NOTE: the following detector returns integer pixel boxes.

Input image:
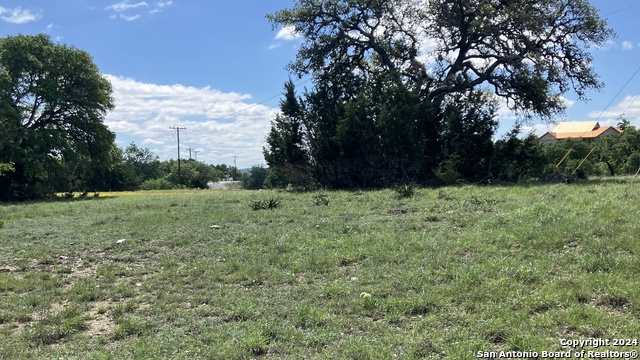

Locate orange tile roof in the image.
[547,126,621,140]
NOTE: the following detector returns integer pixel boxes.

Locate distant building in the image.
[539,121,622,145]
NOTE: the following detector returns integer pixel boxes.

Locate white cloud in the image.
[520,123,554,137]
[622,41,633,50]
[269,26,301,50]
[104,75,277,167]
[156,1,173,8]
[0,7,41,24]
[120,14,141,21]
[275,26,299,41]
[142,138,165,145]
[105,0,172,20]
[594,39,616,51]
[586,95,640,128]
[105,1,149,12]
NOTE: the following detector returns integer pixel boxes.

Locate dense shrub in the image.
[139,178,174,190]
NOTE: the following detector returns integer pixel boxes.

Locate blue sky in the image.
[1,1,640,168]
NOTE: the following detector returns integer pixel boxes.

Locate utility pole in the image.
[233,156,238,181]
[170,126,186,184]
[193,150,199,161]
[186,147,193,160]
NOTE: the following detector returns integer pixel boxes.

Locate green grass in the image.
[0,182,639,359]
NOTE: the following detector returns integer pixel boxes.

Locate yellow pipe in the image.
[572,147,596,175]
[556,149,573,168]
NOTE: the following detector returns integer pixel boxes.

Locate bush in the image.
[139,178,174,190]
[250,198,280,210]
[393,183,417,198]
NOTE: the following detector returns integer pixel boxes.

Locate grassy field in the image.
[0,180,639,359]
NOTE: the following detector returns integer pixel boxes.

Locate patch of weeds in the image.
[38,255,56,266]
[393,183,417,198]
[68,277,103,302]
[437,189,452,200]
[294,303,327,328]
[242,328,270,356]
[112,301,137,320]
[596,293,630,309]
[324,281,348,299]
[229,302,255,322]
[0,219,4,228]
[313,194,329,206]
[24,304,88,346]
[23,292,51,309]
[250,197,280,210]
[16,258,29,272]
[113,315,151,339]
[97,263,130,279]
[485,329,508,344]
[0,273,22,292]
[359,292,379,312]
[108,282,136,299]
[411,339,441,359]
[385,306,404,325]
[56,265,73,274]
[581,253,613,273]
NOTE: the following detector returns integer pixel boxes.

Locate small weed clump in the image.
[393,183,417,198]
[313,194,329,206]
[250,197,280,210]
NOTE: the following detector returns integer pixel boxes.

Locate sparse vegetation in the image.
[250,197,281,210]
[0,181,639,358]
[393,183,418,198]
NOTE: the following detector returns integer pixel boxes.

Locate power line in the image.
[620,94,640,118]
[170,126,186,184]
[593,64,640,122]
[206,77,312,122]
[603,4,640,17]
[233,155,238,180]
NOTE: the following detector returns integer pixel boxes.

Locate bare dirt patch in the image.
[86,300,115,336]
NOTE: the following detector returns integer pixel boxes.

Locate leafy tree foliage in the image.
[595,124,640,176]
[542,138,599,179]
[490,129,546,182]
[160,159,222,189]
[265,0,613,187]
[263,80,311,188]
[0,34,115,200]
[437,90,498,183]
[123,142,161,187]
[241,165,269,190]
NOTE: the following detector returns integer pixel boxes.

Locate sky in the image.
[1,1,640,168]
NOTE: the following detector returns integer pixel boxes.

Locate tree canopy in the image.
[269,0,612,120]
[0,34,115,200]
[264,0,614,187]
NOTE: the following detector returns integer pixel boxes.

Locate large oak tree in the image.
[265,0,614,186]
[0,34,115,200]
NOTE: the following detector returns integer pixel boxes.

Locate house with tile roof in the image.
[539,121,622,145]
